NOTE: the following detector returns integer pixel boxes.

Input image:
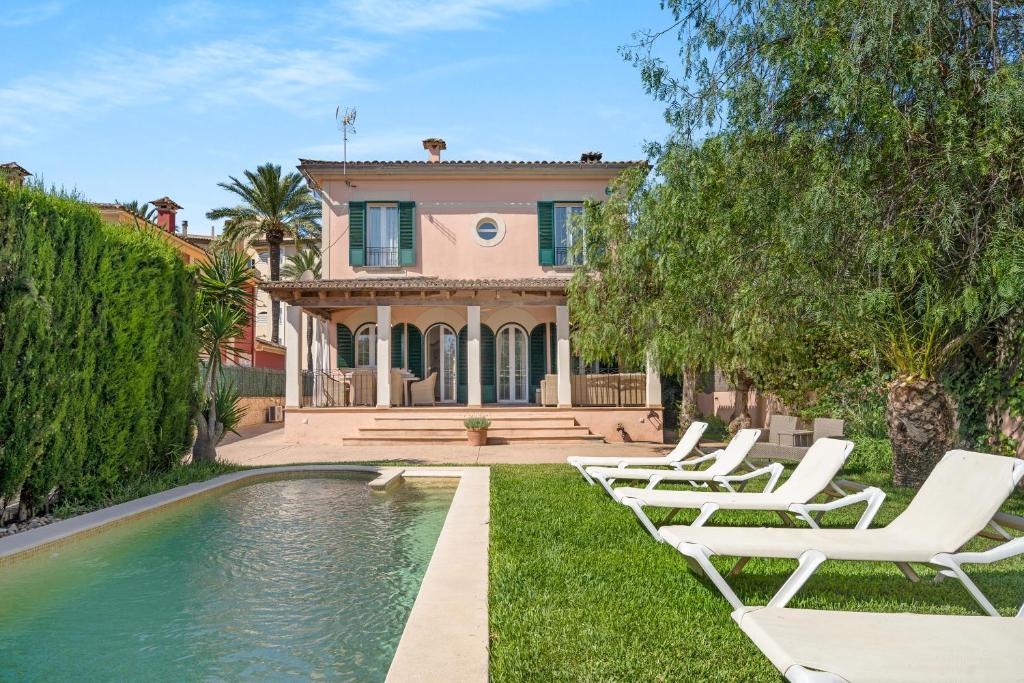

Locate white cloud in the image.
[0,37,382,146]
[0,1,65,27]
[342,0,557,34]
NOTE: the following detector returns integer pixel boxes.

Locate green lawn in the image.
[489,464,1024,682]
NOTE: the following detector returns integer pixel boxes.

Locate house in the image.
[262,138,664,445]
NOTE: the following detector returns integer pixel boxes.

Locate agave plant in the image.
[193,246,254,462]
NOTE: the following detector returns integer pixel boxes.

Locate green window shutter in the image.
[391,323,405,369]
[349,201,366,266]
[529,324,547,403]
[407,324,423,378]
[481,325,496,403]
[398,201,416,266]
[336,324,354,368]
[548,322,558,374]
[537,201,554,266]
[457,326,468,404]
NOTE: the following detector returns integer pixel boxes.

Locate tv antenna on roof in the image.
[336,106,357,174]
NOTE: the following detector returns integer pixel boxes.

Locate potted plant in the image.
[464,416,491,446]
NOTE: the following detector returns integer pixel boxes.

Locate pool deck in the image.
[218,424,672,466]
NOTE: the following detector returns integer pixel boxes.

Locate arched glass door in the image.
[497,325,528,403]
[425,324,458,403]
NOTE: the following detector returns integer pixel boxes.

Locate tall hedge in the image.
[0,183,198,512]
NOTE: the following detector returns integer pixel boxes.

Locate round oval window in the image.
[476,221,499,241]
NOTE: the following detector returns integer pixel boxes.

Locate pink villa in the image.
[264,139,665,445]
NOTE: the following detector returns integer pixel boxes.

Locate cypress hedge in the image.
[0,183,198,514]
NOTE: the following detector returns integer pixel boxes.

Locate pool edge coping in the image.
[0,464,489,681]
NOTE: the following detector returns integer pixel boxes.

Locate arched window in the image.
[354,323,377,367]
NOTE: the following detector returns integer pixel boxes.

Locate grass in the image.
[489,464,1024,682]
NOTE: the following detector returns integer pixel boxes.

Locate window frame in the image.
[553,202,584,266]
[366,202,400,267]
[354,323,378,368]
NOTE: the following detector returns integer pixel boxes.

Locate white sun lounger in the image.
[733,564,1024,683]
[661,449,1024,615]
[567,421,708,484]
[584,428,762,498]
[614,438,885,541]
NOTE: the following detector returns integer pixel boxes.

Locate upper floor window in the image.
[367,204,399,267]
[554,203,584,266]
[349,201,416,268]
[258,251,270,263]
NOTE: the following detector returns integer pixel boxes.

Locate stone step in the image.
[358,426,595,438]
[344,433,605,446]
[369,417,579,429]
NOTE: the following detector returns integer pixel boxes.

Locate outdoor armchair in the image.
[661,450,1024,614]
[567,421,708,483]
[409,371,437,406]
[614,438,884,542]
[584,428,762,499]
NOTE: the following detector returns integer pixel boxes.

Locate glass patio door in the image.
[497,325,528,403]
[425,324,458,403]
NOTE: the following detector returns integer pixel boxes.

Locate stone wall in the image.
[237,396,283,429]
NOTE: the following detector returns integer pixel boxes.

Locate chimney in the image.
[1,162,31,187]
[181,220,189,236]
[422,137,447,162]
[580,151,603,163]
[150,196,182,234]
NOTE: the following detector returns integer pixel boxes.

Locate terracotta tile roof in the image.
[299,158,644,169]
[150,196,183,210]
[261,276,570,292]
[1,162,31,176]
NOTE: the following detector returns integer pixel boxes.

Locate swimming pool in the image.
[0,474,455,681]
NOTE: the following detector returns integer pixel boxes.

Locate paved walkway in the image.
[217,425,673,466]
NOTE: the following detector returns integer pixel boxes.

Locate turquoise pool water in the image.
[0,475,455,682]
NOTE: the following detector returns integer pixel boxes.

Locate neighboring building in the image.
[250,237,301,343]
[1,162,31,187]
[263,138,663,444]
[93,197,209,265]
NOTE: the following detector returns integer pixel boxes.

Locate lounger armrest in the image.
[789,487,886,530]
[947,535,1024,565]
[713,463,784,493]
[671,451,719,470]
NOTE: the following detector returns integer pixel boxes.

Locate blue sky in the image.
[1,1,674,232]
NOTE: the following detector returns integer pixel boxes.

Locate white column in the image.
[376,305,391,407]
[467,305,482,406]
[556,305,572,407]
[285,304,304,408]
[646,352,663,408]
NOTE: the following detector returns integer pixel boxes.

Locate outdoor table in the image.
[775,429,813,447]
[399,371,418,406]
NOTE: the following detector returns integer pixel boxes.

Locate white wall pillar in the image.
[285,304,304,408]
[376,305,391,407]
[556,305,572,407]
[467,305,482,407]
[645,352,663,408]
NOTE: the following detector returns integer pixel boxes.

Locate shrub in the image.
[464,416,492,430]
[846,437,893,475]
[0,184,198,514]
[701,414,729,441]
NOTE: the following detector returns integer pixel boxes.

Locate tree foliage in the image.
[575,0,1024,486]
[0,184,198,515]
[206,163,320,344]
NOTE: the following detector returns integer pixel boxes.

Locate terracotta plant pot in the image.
[466,428,488,446]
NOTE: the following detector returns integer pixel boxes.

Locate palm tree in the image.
[282,248,322,369]
[118,200,157,223]
[206,163,320,343]
[193,246,254,462]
